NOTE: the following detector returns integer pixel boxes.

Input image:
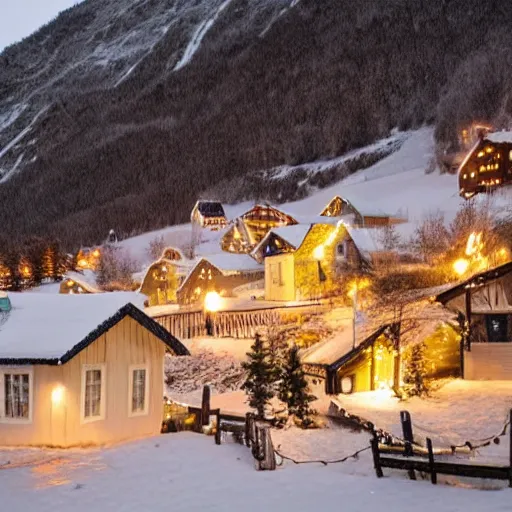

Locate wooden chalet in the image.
[177,254,263,306]
[221,204,297,254]
[302,324,400,395]
[191,200,227,231]
[139,258,192,307]
[0,293,188,447]
[264,223,391,301]
[320,195,404,228]
[436,261,512,379]
[251,225,311,263]
[458,131,512,198]
[60,271,101,295]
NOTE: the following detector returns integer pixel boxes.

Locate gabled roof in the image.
[327,323,398,371]
[63,270,101,293]
[194,200,226,218]
[346,227,382,256]
[435,261,512,305]
[177,253,263,292]
[252,225,312,257]
[0,293,189,364]
[241,204,297,224]
[321,195,391,219]
[485,131,512,144]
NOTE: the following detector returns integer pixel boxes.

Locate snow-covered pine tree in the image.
[403,342,429,397]
[242,334,274,420]
[279,345,316,427]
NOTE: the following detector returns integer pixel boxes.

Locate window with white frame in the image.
[81,364,106,422]
[1,369,32,422]
[129,365,149,416]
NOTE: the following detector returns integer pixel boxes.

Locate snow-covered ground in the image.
[335,380,512,464]
[3,433,512,511]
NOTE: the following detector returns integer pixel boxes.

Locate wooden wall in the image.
[0,316,168,447]
[465,344,512,380]
[264,253,295,301]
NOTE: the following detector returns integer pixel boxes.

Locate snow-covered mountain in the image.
[1,0,511,249]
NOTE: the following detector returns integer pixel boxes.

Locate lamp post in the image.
[204,291,221,337]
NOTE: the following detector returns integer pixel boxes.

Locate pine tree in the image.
[242,335,274,419]
[403,342,429,397]
[279,345,316,427]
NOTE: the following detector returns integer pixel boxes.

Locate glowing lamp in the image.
[66,280,74,287]
[453,258,469,276]
[78,259,88,268]
[51,386,65,405]
[93,250,100,258]
[204,291,221,313]
[313,245,325,261]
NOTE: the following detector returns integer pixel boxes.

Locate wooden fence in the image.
[214,410,276,471]
[371,409,512,486]
[153,303,326,339]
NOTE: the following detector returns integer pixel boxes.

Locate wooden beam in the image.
[371,435,383,478]
[427,438,437,485]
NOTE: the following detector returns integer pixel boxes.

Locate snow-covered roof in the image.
[266,225,312,249]
[202,253,263,274]
[347,227,382,255]
[456,140,481,177]
[485,131,512,144]
[0,292,184,362]
[64,270,101,293]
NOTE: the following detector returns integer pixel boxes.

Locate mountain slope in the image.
[1,0,512,249]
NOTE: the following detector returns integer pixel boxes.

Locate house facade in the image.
[265,223,374,301]
[458,132,512,198]
[191,200,227,230]
[0,294,188,447]
[436,262,512,379]
[177,254,263,306]
[302,324,399,395]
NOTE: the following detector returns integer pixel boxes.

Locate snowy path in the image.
[3,433,512,510]
[174,0,233,71]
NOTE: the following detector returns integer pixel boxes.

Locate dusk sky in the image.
[0,0,84,51]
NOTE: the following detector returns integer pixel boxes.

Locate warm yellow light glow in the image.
[92,249,100,258]
[453,258,469,276]
[347,277,371,298]
[51,386,65,405]
[204,291,221,312]
[465,232,482,257]
[313,245,324,261]
[66,280,74,287]
[78,259,88,268]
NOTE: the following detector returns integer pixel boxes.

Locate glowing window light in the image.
[453,258,469,276]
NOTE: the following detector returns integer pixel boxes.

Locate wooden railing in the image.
[153,303,327,339]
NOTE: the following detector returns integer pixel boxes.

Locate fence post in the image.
[371,433,383,478]
[245,413,252,447]
[400,410,414,456]
[509,409,512,488]
[426,438,437,485]
[215,409,221,445]
[201,385,211,427]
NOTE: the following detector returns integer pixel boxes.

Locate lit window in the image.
[81,365,105,423]
[129,366,149,416]
[463,174,467,179]
[470,172,475,178]
[477,151,485,158]
[1,370,32,422]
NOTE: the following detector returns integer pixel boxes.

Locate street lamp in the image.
[204,291,221,336]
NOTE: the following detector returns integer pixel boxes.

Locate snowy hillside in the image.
[119,127,512,269]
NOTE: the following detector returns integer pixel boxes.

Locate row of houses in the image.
[135,199,404,308]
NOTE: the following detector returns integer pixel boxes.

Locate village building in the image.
[221,204,297,254]
[264,223,392,301]
[458,131,512,198]
[436,261,512,379]
[302,324,400,395]
[177,253,263,306]
[191,200,227,231]
[139,256,193,307]
[320,195,405,228]
[60,270,101,295]
[76,247,101,271]
[0,293,188,447]
[251,225,311,263]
